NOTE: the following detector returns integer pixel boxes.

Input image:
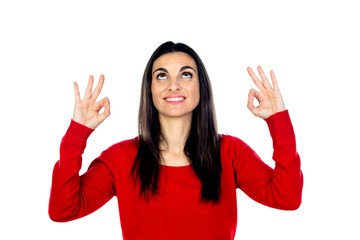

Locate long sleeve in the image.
[48,120,116,222]
[233,110,303,210]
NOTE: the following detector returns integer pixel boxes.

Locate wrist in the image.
[264,109,288,120]
[264,109,295,146]
[61,119,95,150]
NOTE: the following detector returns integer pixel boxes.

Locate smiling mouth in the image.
[164,97,185,102]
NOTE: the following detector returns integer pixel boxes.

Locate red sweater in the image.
[49,110,303,240]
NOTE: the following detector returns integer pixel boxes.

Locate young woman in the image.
[49,41,303,239]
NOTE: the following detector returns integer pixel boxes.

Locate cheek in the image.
[151,83,163,107]
[151,83,158,99]
[194,82,200,103]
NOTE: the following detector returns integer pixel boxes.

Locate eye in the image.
[157,73,167,80]
[182,72,192,78]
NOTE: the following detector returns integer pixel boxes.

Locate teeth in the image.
[165,97,185,101]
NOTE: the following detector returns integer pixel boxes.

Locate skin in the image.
[151,52,200,121]
[247,66,286,119]
[73,74,110,130]
[151,52,200,165]
[72,54,286,166]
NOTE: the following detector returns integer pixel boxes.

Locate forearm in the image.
[263,110,303,209]
[238,110,303,210]
[49,120,94,222]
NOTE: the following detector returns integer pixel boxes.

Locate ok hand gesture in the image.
[247,66,285,119]
[73,75,111,129]
[247,66,286,119]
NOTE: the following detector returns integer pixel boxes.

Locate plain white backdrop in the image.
[1,0,359,239]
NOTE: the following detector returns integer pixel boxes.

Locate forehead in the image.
[152,52,197,71]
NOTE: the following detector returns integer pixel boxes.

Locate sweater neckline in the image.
[159,164,193,173]
[159,164,192,168]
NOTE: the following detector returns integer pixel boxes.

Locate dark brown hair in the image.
[130,41,222,204]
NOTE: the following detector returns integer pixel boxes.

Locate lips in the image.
[165,97,185,101]
[163,95,186,102]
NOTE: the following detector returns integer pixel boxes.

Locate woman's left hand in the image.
[247,65,286,119]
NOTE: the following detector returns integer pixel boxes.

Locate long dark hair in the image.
[130,41,222,204]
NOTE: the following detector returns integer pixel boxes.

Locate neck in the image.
[158,114,192,153]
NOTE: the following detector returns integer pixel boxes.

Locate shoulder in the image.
[219,134,258,170]
[104,137,138,153]
[85,138,138,186]
[220,134,248,149]
[220,134,256,157]
[97,137,139,163]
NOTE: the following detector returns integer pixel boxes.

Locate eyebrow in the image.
[152,66,197,75]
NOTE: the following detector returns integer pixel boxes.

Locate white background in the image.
[1,0,359,239]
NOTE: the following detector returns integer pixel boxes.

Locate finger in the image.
[98,104,111,123]
[74,82,81,103]
[257,65,272,89]
[97,98,111,123]
[97,97,110,109]
[91,75,105,100]
[247,88,260,115]
[270,70,279,90]
[248,88,265,106]
[84,75,94,100]
[248,88,261,103]
[247,66,265,90]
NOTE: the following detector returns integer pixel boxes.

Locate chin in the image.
[159,111,193,119]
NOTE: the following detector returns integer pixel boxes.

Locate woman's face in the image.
[151,52,200,120]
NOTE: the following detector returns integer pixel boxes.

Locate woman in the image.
[49,41,303,239]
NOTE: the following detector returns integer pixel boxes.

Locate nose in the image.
[168,78,181,91]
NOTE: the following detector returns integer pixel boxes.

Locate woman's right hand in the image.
[73,75,111,129]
